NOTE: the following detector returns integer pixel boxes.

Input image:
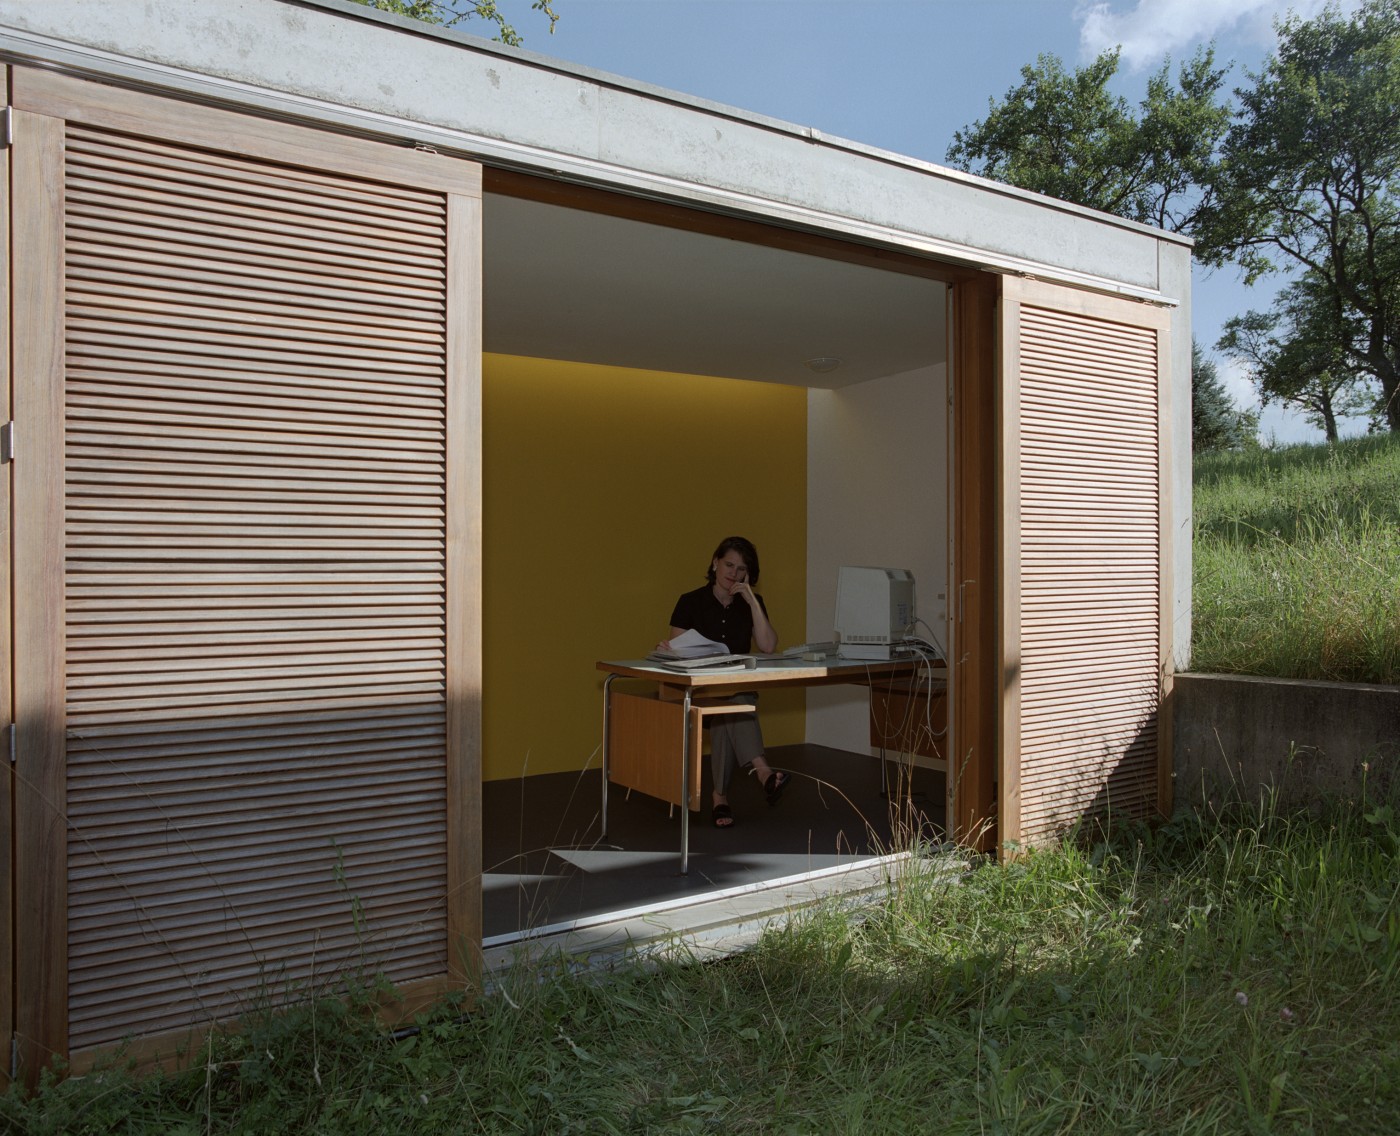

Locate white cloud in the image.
[1075,0,1359,70]
[1216,354,1259,413]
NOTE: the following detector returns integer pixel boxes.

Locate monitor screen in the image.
[834,566,916,660]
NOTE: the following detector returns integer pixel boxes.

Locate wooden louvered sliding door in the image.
[10,70,481,1071]
[999,277,1172,849]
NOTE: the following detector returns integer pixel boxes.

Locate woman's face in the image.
[712,550,749,594]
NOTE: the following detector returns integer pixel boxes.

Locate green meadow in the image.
[7,791,1398,1134]
[1191,434,1400,685]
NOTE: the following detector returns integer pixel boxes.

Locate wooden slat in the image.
[65,127,456,220]
[66,169,445,249]
[67,276,443,334]
[66,298,447,350]
[65,168,447,248]
[1007,289,1164,848]
[65,254,448,317]
[66,315,448,364]
[64,690,449,729]
[66,400,444,442]
[65,200,446,273]
[64,220,447,288]
[66,455,446,485]
[45,115,473,1057]
[65,244,444,310]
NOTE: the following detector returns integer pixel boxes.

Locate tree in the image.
[351,0,558,47]
[1217,271,1376,442]
[1192,341,1257,451]
[946,47,1229,232]
[1195,0,1400,432]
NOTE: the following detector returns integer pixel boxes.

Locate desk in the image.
[596,656,944,873]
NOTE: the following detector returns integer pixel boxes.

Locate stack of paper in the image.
[648,628,730,660]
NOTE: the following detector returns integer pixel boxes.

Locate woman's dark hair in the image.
[706,536,760,587]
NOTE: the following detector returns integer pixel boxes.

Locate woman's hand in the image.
[730,580,759,608]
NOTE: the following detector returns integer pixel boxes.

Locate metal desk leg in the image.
[679,686,693,875]
[601,672,618,839]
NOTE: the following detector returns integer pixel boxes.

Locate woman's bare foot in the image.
[749,756,789,806]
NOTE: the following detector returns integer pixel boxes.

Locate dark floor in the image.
[481,743,945,940]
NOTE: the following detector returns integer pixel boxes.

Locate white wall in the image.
[806,360,948,753]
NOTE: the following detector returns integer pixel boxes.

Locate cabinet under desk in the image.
[868,675,947,769]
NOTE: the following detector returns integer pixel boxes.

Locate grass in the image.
[1192,434,1400,684]
[8,785,1399,1134]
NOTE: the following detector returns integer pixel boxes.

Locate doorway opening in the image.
[478,173,983,940]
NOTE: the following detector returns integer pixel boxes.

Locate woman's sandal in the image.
[763,770,790,807]
[712,804,735,828]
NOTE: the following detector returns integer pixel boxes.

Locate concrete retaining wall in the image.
[1173,672,1400,809]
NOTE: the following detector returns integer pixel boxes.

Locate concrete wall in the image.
[1174,673,1400,808]
[0,0,1189,298]
[1159,243,1195,674]
[805,362,947,754]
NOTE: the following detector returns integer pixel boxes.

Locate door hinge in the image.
[1,107,12,149]
[1,422,13,463]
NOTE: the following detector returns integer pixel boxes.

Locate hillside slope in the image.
[1191,435,1400,684]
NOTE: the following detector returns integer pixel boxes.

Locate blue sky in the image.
[495,0,1368,443]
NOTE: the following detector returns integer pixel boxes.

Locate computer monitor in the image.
[834,566,916,660]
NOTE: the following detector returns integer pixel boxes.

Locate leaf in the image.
[1135,1051,1165,1075]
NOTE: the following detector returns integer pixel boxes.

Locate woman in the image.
[660,536,790,827]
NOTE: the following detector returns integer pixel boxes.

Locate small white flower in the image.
[1280,1007,1294,1021]
[1235,991,1249,1006]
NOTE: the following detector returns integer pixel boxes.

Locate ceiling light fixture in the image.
[804,356,842,374]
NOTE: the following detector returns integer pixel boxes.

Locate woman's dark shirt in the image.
[669,585,768,655]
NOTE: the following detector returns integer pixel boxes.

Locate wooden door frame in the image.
[10,100,68,1084]
[0,62,16,1091]
[947,273,1001,852]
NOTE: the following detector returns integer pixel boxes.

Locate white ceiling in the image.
[482,193,947,389]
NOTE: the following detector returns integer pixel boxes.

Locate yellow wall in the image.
[482,353,807,781]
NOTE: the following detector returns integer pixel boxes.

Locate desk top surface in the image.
[596,655,944,688]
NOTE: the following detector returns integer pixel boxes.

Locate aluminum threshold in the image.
[480,850,934,980]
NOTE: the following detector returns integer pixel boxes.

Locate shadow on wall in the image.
[1173,673,1400,810]
[1006,672,1163,850]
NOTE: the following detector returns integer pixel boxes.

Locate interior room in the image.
[478,186,952,940]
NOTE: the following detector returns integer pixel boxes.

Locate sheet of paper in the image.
[650,628,729,659]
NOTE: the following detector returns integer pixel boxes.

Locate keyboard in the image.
[781,641,838,659]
